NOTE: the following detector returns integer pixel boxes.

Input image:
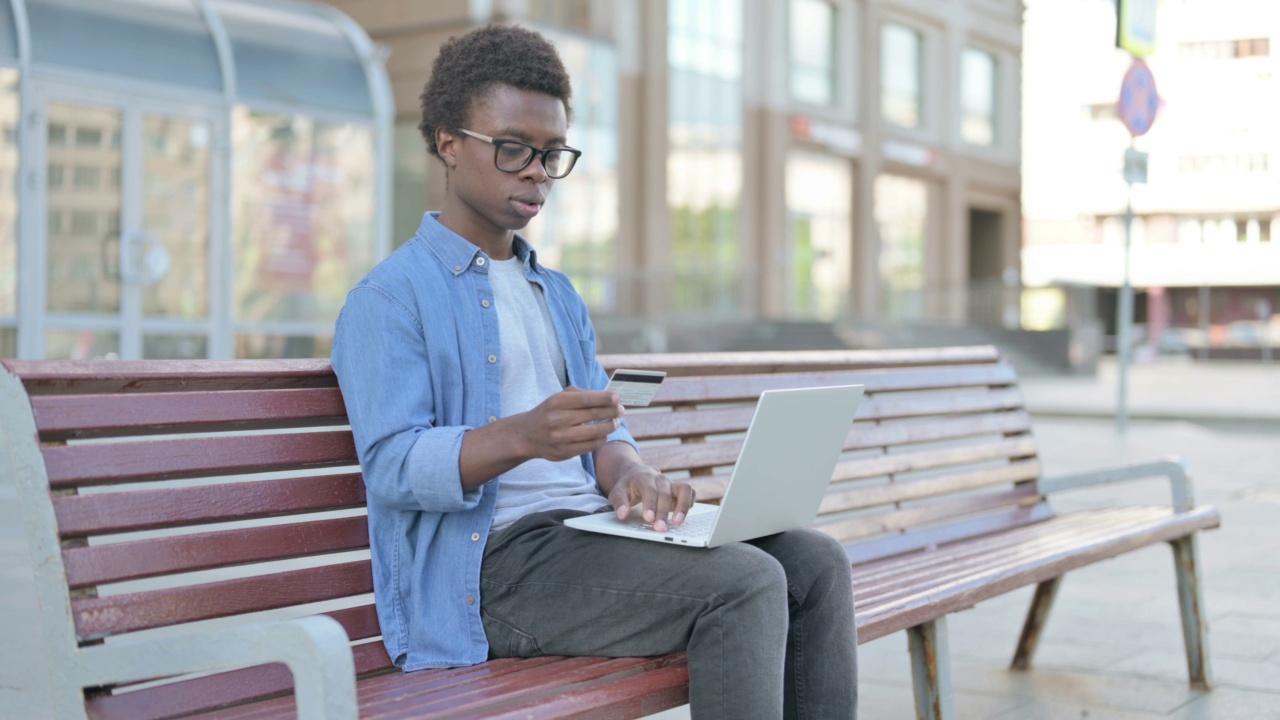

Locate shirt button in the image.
[453,265,462,272]
[475,257,486,266]
[488,354,497,364]
[481,299,490,308]
[466,595,476,605]
[471,532,481,542]
[488,416,497,423]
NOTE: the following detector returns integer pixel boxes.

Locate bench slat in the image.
[818,460,1041,515]
[815,483,1041,544]
[43,431,358,489]
[54,474,366,536]
[623,388,1026,441]
[600,346,1002,376]
[831,437,1038,484]
[30,388,348,440]
[649,364,1017,405]
[844,502,1055,565]
[853,509,1155,601]
[72,561,373,640]
[639,410,1032,474]
[3,358,337,395]
[63,516,370,588]
[852,505,1221,642]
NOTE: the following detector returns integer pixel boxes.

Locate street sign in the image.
[1123,147,1148,184]
[1118,59,1159,137]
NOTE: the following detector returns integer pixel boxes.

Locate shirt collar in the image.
[416,212,540,276]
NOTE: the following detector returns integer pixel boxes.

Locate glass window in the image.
[45,103,122,315]
[668,0,744,316]
[27,0,222,91]
[0,0,17,62]
[0,70,17,321]
[231,109,377,357]
[214,0,372,115]
[519,30,619,311]
[392,121,427,249]
[785,152,852,320]
[789,0,836,107]
[143,116,211,320]
[874,174,927,321]
[881,23,923,129]
[961,48,997,146]
[45,329,118,360]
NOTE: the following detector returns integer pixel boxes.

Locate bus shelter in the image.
[0,0,391,359]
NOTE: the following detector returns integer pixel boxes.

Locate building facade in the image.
[325,0,1025,349]
[1022,0,1280,355]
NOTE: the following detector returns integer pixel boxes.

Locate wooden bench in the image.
[0,346,1219,720]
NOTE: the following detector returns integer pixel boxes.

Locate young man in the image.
[331,24,857,719]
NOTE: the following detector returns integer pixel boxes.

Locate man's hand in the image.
[515,387,625,462]
[606,465,696,533]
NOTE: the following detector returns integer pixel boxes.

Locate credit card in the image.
[607,369,667,407]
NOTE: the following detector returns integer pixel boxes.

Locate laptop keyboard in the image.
[640,511,716,536]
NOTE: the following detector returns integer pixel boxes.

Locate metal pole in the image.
[1116,141,1136,434]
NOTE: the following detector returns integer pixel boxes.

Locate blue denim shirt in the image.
[331,213,636,670]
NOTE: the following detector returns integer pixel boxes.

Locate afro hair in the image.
[419,24,573,159]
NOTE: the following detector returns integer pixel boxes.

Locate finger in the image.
[608,481,631,519]
[653,478,674,532]
[672,483,696,525]
[640,481,658,524]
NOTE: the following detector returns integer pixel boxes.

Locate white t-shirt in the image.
[487,256,608,532]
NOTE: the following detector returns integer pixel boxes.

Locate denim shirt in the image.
[331,213,636,670]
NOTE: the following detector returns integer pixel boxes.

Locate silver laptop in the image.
[565,384,864,548]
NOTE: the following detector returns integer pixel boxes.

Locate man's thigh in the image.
[480,509,784,659]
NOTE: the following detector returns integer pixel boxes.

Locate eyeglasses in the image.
[458,129,581,179]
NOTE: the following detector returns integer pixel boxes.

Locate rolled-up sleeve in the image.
[333,285,481,513]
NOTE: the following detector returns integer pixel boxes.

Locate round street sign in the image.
[1118,58,1159,136]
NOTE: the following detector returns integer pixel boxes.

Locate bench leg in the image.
[1170,535,1212,690]
[907,617,955,720]
[1010,576,1062,671]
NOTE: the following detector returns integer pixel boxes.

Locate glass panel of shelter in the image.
[38,90,216,360]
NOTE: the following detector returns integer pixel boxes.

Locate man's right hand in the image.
[514,387,625,462]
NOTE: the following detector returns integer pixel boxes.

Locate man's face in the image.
[438,84,569,240]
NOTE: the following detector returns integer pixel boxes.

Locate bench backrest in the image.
[1,345,1044,719]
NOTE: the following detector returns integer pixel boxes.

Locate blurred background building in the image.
[0,0,1026,361]
[1022,0,1280,361]
[322,0,1029,358]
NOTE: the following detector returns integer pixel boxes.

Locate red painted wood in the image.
[599,345,1002,376]
[852,506,1221,643]
[3,358,337,395]
[43,431,357,488]
[30,387,348,440]
[648,364,1018,405]
[53,473,366,536]
[72,561,373,640]
[63,515,370,588]
[638,410,1033,474]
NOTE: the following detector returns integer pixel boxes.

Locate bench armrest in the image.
[71,615,356,720]
[1037,457,1195,511]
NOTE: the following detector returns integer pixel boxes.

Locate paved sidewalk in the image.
[1020,357,1280,427]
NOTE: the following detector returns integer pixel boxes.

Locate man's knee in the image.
[708,543,789,610]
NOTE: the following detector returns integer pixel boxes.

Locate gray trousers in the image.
[480,509,858,719]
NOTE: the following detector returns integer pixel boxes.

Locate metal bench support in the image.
[1010,575,1062,671]
[907,617,955,720]
[1170,534,1212,690]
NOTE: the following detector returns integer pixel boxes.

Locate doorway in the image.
[967,207,1004,326]
[27,85,222,359]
